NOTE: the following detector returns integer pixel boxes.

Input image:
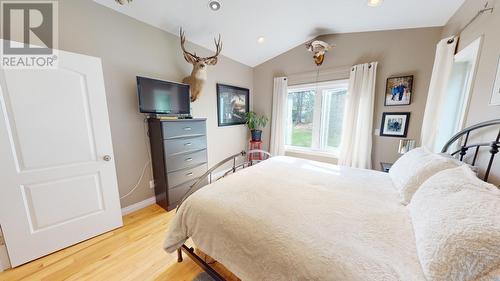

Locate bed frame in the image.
[441,118,500,182]
[175,119,500,280]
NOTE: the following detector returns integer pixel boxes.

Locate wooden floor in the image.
[0,204,236,281]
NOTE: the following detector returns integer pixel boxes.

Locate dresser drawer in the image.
[168,177,209,207]
[166,149,207,172]
[162,121,206,139]
[168,180,193,207]
[168,163,207,188]
[164,136,207,157]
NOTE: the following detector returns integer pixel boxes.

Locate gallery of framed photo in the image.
[216,83,250,127]
[380,112,410,138]
[385,75,413,106]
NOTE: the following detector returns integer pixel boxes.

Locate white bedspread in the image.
[164,156,425,281]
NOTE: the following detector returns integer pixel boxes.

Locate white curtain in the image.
[339,62,378,169]
[421,36,457,152]
[270,77,288,156]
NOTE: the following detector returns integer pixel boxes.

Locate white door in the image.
[0,46,123,267]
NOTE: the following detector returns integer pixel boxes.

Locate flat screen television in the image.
[137,76,191,116]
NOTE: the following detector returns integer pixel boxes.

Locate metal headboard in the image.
[441,119,500,182]
[176,149,272,211]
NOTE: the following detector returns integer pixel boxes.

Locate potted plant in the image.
[245,111,269,142]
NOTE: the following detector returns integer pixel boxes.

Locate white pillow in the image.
[389,147,461,204]
[438,152,480,174]
[410,165,500,281]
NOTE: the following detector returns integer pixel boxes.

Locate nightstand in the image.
[380,162,393,173]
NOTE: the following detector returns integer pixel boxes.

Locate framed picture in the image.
[216,83,250,127]
[490,56,500,105]
[385,75,413,106]
[380,112,410,138]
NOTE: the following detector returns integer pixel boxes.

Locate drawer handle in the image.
[186,172,194,176]
[184,127,192,131]
[184,142,192,146]
[185,158,193,162]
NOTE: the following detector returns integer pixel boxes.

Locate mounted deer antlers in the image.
[180,28,222,102]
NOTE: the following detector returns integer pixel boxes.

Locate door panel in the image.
[23,173,104,231]
[3,69,97,170]
[0,41,122,267]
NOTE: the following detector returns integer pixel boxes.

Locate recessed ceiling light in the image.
[367,0,383,7]
[257,37,265,44]
[208,0,221,11]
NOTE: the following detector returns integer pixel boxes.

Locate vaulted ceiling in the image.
[94,0,465,67]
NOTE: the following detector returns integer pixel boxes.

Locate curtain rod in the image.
[448,2,494,44]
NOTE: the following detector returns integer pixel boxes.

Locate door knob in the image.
[103,155,112,161]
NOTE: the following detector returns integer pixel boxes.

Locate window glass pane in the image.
[323,88,347,150]
[434,61,471,152]
[285,80,348,153]
[286,90,315,148]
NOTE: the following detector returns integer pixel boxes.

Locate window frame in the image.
[285,79,349,157]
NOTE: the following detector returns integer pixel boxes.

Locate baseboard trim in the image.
[121,196,156,216]
[0,245,10,272]
[120,170,232,217]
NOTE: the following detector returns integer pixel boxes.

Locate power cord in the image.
[119,161,151,199]
[120,118,153,200]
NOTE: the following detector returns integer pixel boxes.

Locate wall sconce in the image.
[398,139,416,154]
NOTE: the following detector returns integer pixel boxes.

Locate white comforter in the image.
[164,156,425,281]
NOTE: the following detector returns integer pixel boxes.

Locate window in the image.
[285,80,348,155]
[433,37,481,152]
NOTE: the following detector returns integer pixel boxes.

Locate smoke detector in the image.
[208,0,222,11]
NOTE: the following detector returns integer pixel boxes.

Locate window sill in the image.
[284,147,339,159]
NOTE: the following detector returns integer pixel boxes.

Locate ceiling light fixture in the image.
[367,0,383,7]
[208,0,221,11]
[257,37,265,44]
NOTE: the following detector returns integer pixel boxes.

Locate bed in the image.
[164,119,500,281]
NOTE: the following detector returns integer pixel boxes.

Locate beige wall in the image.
[253,27,442,170]
[56,0,253,207]
[442,0,500,184]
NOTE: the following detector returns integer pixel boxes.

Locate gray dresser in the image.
[148,118,208,211]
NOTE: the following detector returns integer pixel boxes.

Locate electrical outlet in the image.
[149,180,155,189]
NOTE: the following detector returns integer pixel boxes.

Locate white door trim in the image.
[0,245,10,272]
